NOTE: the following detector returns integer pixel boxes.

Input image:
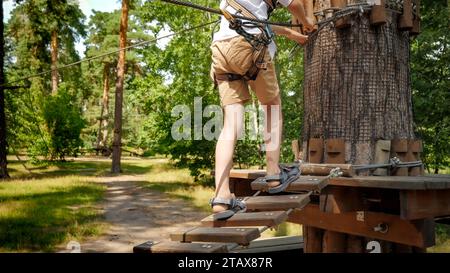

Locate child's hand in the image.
[302,17,315,33]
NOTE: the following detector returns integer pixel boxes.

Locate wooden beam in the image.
[373,140,391,176]
[251,175,329,193]
[328,175,450,190]
[370,0,387,26]
[398,0,414,31]
[133,241,229,253]
[292,140,300,161]
[245,194,311,211]
[330,0,350,29]
[411,0,421,35]
[308,138,324,163]
[171,227,261,246]
[320,186,365,213]
[325,139,346,164]
[400,189,450,220]
[201,211,288,228]
[232,236,304,253]
[289,205,435,248]
[392,139,409,176]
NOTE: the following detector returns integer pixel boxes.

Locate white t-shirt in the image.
[213,0,293,59]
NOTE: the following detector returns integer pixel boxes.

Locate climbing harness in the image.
[214,0,278,83]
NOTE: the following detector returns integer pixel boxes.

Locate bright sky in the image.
[3,0,122,57]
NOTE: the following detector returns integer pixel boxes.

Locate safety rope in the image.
[160,0,302,27]
[2,20,219,87]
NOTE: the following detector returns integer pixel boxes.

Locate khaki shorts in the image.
[210,36,280,107]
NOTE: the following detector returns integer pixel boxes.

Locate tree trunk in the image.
[301,0,417,253]
[51,30,59,95]
[96,64,110,153]
[302,0,415,165]
[112,0,129,173]
[0,1,10,179]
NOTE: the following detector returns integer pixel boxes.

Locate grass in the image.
[0,156,155,252]
[0,176,105,252]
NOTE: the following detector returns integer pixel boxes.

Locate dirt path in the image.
[65,175,208,253]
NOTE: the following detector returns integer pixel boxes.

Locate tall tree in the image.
[112,0,130,173]
[1,0,10,179]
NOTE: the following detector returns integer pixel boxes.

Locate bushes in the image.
[40,86,86,161]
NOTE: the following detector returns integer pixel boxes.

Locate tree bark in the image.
[112,0,129,173]
[96,64,110,153]
[0,1,10,179]
[51,30,59,95]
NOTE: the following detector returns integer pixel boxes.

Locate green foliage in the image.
[411,0,450,172]
[40,86,86,161]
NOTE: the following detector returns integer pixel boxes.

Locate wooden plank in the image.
[308,138,324,163]
[289,204,435,248]
[398,0,414,31]
[325,139,346,164]
[201,211,288,228]
[322,231,347,253]
[171,227,261,246]
[408,140,424,176]
[400,189,450,220]
[133,241,229,253]
[370,0,387,26]
[373,140,391,176]
[232,236,303,253]
[303,226,323,253]
[251,175,329,193]
[228,169,266,180]
[245,194,311,211]
[411,0,421,35]
[329,175,450,190]
[392,139,409,176]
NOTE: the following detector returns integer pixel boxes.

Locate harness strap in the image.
[216,0,275,84]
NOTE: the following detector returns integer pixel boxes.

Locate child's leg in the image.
[213,103,245,213]
[263,95,283,187]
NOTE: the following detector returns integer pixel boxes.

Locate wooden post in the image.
[303,226,323,253]
[321,138,348,253]
[370,0,387,26]
[373,140,391,176]
[322,230,347,253]
[303,138,324,253]
[408,140,423,176]
[398,0,413,31]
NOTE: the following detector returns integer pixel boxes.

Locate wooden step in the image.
[232,236,304,253]
[244,194,311,211]
[133,241,229,253]
[251,176,329,192]
[201,211,288,228]
[171,227,261,246]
